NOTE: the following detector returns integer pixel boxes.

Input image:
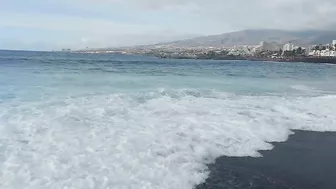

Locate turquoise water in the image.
[1,50,336,188]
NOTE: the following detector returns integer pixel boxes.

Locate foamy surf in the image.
[1,51,336,189]
[1,89,335,189]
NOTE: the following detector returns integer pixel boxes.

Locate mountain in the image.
[155,29,336,48]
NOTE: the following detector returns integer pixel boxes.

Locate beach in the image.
[197,130,336,189]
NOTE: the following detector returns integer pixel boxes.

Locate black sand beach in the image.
[196,130,336,189]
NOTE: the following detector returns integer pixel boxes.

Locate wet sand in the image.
[196,130,336,189]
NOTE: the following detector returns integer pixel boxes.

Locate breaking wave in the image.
[0,89,335,189]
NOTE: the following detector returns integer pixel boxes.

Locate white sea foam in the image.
[0,89,336,189]
[290,84,324,94]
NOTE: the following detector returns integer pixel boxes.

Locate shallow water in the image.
[1,50,336,189]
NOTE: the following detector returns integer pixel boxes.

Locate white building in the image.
[308,50,320,56]
[312,49,336,57]
[333,40,336,45]
[253,41,282,52]
[228,45,252,56]
[321,50,336,57]
[283,43,295,51]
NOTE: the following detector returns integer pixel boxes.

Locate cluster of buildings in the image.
[226,41,299,56]
[226,46,253,56]
[72,38,336,60]
[308,40,336,57]
[225,40,336,58]
[61,48,72,52]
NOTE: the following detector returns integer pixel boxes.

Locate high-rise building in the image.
[333,40,336,45]
[283,43,294,51]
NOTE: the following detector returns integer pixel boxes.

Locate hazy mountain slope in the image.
[158,29,336,47]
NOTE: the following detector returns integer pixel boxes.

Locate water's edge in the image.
[196,130,336,189]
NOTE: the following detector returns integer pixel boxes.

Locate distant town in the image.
[64,39,336,63]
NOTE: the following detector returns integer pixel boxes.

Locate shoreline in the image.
[66,51,336,64]
[196,130,336,189]
[157,55,336,64]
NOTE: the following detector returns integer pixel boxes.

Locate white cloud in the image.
[90,0,336,31]
[0,11,198,49]
[1,0,336,50]
[0,12,159,35]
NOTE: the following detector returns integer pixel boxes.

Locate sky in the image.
[0,0,335,50]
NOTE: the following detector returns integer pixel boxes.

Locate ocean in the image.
[0,50,336,189]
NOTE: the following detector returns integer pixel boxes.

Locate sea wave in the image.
[0,89,335,188]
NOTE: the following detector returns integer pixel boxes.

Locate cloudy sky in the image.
[0,0,335,50]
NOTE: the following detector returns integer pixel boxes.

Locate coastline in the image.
[68,50,336,64]
[157,55,336,64]
[196,130,336,189]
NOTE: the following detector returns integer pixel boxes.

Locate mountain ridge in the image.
[150,29,336,48]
